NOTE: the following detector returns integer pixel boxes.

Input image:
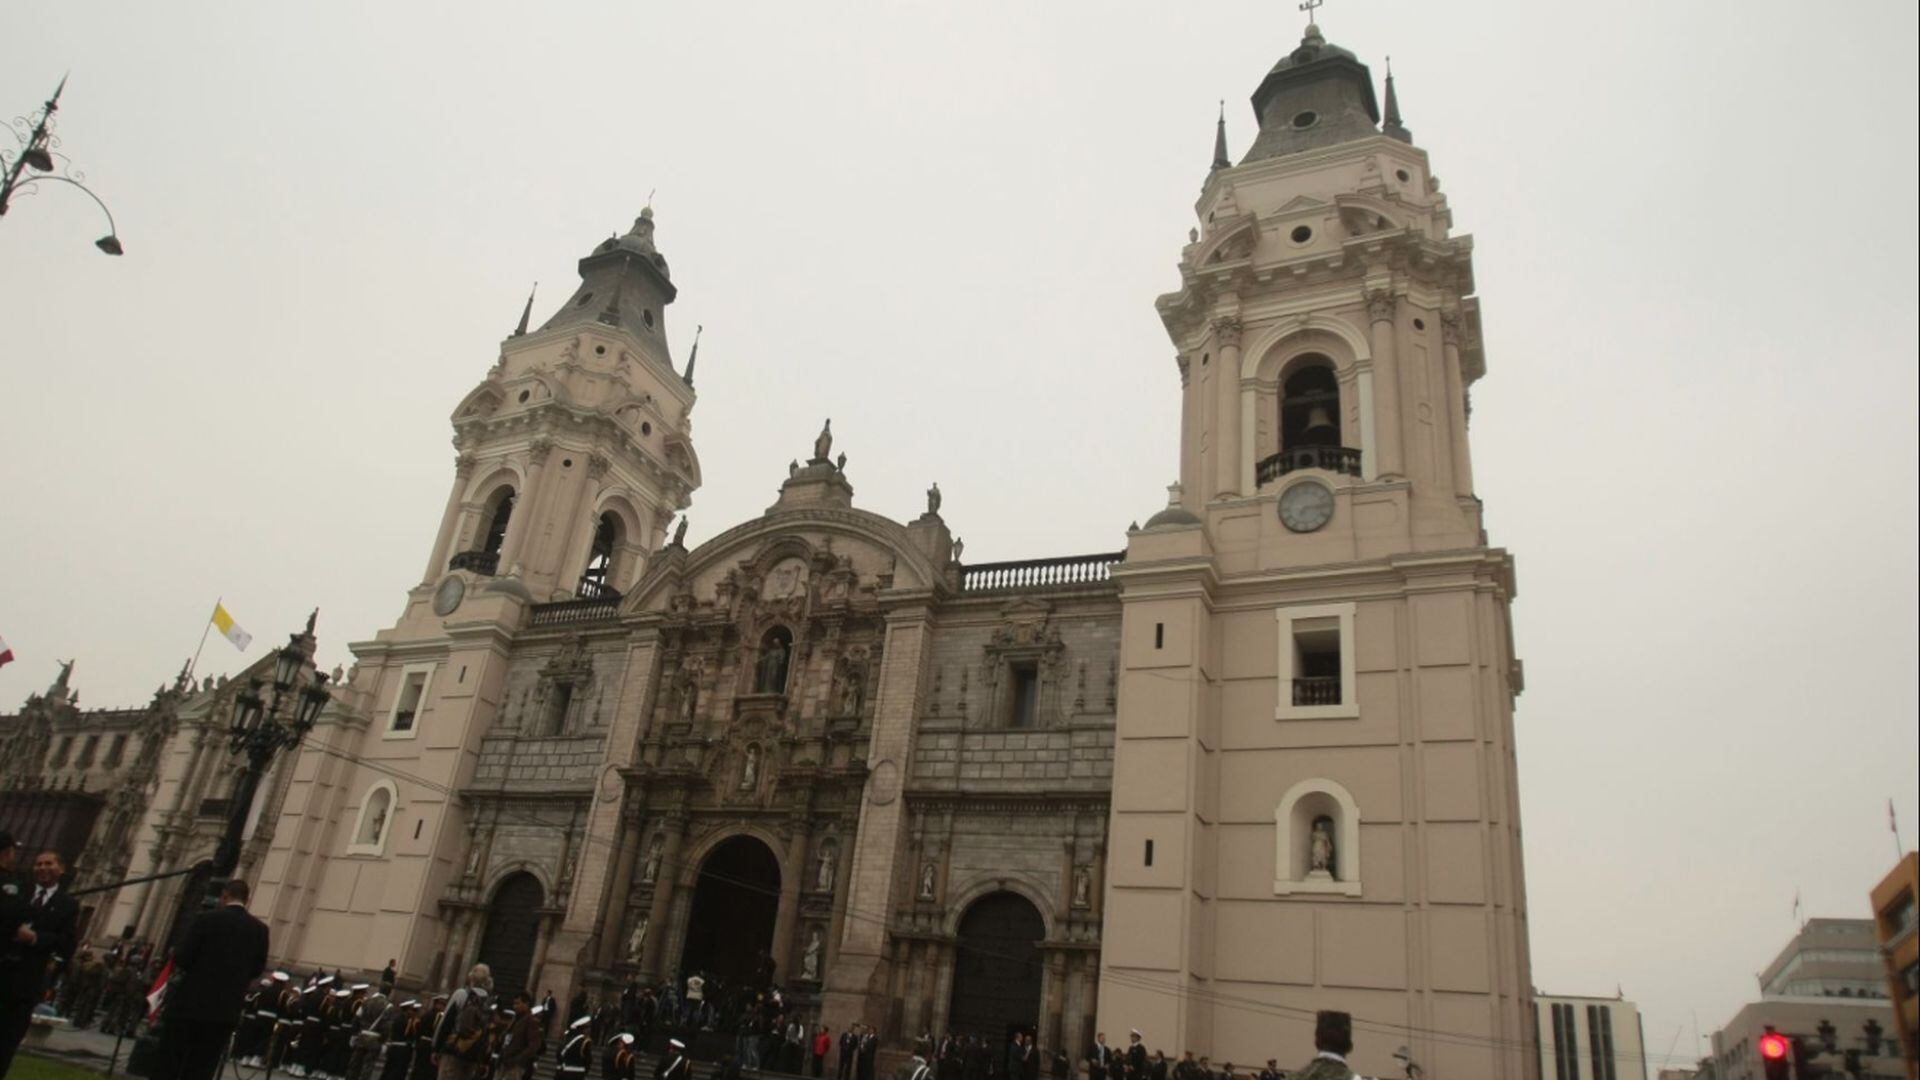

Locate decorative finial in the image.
[684,324,702,385]
[811,419,833,464]
[1382,56,1412,143]
[1299,0,1323,27]
[513,281,537,337]
[1211,100,1231,171]
[642,188,656,220]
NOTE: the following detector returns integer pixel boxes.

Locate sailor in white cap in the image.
[558,1015,594,1080]
[606,1033,637,1080]
[656,1039,689,1080]
[1125,1031,1147,1079]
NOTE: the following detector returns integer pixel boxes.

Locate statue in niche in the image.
[672,518,689,547]
[815,840,838,892]
[678,679,698,726]
[926,482,942,515]
[1072,866,1092,908]
[365,798,389,846]
[918,862,937,900]
[1309,816,1335,877]
[756,631,791,693]
[626,915,649,963]
[836,660,867,717]
[801,927,823,980]
[951,537,964,563]
[642,835,663,883]
[813,419,833,462]
[741,745,760,789]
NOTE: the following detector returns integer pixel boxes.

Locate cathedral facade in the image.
[83,23,1533,1079]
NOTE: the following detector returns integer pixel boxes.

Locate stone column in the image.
[1175,355,1198,504]
[1365,289,1406,480]
[425,454,478,582]
[639,817,688,982]
[930,941,956,1039]
[822,605,935,1043]
[1211,318,1243,500]
[1040,948,1066,1053]
[770,817,811,983]
[593,812,643,969]
[1441,311,1475,497]
[500,437,552,572]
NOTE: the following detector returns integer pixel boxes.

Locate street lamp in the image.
[207,610,331,885]
[1,76,123,255]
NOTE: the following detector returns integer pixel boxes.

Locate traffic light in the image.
[1758,1028,1791,1080]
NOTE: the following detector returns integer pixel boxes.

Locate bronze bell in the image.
[1304,404,1337,439]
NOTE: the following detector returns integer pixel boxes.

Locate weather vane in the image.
[1299,0,1323,24]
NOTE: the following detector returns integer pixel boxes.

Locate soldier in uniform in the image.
[66,947,107,1027]
[271,972,307,1070]
[606,1032,637,1080]
[655,1037,690,1080]
[409,997,445,1080]
[1124,1032,1147,1080]
[1288,1011,1355,1080]
[558,1015,595,1080]
[294,975,334,1077]
[234,975,276,1064]
[324,985,360,1080]
[347,985,393,1080]
[380,1001,420,1080]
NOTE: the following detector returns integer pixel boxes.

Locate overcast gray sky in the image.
[3,1,1915,1070]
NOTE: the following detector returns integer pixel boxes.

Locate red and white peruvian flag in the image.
[146,958,174,1022]
[0,634,14,668]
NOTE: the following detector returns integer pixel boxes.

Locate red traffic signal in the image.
[1758,1032,1790,1060]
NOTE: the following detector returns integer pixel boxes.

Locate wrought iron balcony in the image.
[961,551,1125,593]
[1257,445,1363,485]
[1291,677,1342,706]
[448,549,500,576]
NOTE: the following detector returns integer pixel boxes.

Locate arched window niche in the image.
[579,511,623,599]
[347,780,398,856]
[1272,777,1362,896]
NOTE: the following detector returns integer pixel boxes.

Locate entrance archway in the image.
[681,835,781,985]
[476,872,544,998]
[947,891,1046,1041]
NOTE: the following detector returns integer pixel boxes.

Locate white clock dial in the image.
[1278,481,1335,533]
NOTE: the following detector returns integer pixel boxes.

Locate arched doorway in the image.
[476,872,544,998]
[680,835,780,985]
[947,891,1046,1042]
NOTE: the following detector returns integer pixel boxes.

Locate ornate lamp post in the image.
[209,612,331,884]
[1,76,124,254]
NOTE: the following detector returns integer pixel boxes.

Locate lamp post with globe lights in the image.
[1,76,124,255]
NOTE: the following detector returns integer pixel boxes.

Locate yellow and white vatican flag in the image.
[211,601,253,651]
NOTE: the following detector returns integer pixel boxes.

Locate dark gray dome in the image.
[1144,504,1203,529]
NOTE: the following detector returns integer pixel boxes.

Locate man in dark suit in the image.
[0,843,80,1080]
[152,878,271,1080]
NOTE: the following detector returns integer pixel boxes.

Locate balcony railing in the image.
[961,552,1125,593]
[1256,445,1363,485]
[529,595,620,628]
[1291,677,1342,706]
[197,797,231,819]
[449,549,500,576]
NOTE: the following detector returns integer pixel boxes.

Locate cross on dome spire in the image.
[1298,0,1323,26]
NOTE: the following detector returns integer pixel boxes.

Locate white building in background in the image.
[1534,992,1649,1080]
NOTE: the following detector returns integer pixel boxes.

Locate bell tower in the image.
[422,206,702,604]
[249,208,704,985]
[1101,22,1533,1079]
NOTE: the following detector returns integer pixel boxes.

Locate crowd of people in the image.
[0,821,1374,1080]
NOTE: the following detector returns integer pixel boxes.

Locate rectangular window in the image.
[1596,1005,1616,1080]
[75,734,100,769]
[1009,663,1039,728]
[1143,839,1154,867]
[1154,623,1164,649]
[388,667,434,736]
[49,736,73,768]
[104,733,128,768]
[1274,603,1358,720]
[1586,1005,1605,1080]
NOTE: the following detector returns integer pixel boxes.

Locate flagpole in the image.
[187,598,217,681]
[1894,799,1906,861]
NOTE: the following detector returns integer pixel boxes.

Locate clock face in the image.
[432,575,466,617]
[1278,481,1335,533]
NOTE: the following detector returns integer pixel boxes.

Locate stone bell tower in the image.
[248,208,704,985]
[1099,22,1535,1079]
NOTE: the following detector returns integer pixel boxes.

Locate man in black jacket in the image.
[0,843,81,1080]
[152,878,271,1080]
